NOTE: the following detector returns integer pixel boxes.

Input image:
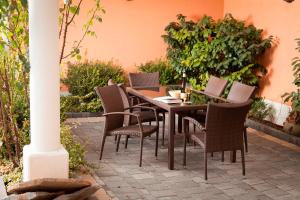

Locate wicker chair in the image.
[227,81,256,152]
[128,72,167,145]
[95,85,159,167]
[196,75,228,97]
[128,72,160,90]
[227,81,256,103]
[107,79,165,148]
[183,100,252,180]
[189,76,228,130]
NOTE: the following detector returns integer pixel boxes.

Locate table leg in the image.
[230,150,236,163]
[178,115,182,133]
[168,110,175,170]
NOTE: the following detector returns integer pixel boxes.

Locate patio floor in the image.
[69,117,300,200]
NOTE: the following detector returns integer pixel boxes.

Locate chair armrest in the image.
[124,106,158,124]
[103,112,140,119]
[103,112,146,133]
[135,102,152,106]
[183,116,206,132]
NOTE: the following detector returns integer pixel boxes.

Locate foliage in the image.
[0,54,29,167]
[0,160,22,187]
[61,92,101,117]
[61,61,124,113]
[60,124,86,172]
[162,14,272,91]
[0,0,98,171]
[282,38,300,124]
[248,98,274,121]
[62,61,124,96]
[1,124,87,186]
[137,59,180,85]
[59,0,105,63]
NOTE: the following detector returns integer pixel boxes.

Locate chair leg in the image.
[244,126,248,152]
[221,151,224,162]
[139,136,144,167]
[162,113,165,146]
[211,152,213,157]
[204,152,208,180]
[99,135,106,160]
[241,148,246,176]
[114,135,117,143]
[125,135,129,149]
[155,131,159,158]
[116,135,121,152]
[183,132,187,166]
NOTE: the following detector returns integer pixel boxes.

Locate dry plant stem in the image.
[0,97,18,167]
[2,67,21,160]
[59,0,84,63]
[62,6,98,60]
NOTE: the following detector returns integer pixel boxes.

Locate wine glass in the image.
[184,83,192,101]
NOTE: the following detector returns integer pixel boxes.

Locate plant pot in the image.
[283,122,300,137]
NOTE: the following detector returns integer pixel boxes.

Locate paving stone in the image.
[70,119,300,200]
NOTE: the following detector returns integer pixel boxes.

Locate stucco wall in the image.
[66,0,224,72]
[65,0,300,105]
[224,0,300,103]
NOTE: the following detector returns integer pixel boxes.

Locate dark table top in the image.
[127,86,226,112]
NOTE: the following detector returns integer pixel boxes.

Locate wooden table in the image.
[127,86,208,170]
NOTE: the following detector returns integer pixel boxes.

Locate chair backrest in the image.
[226,81,256,103]
[204,76,228,97]
[205,100,252,152]
[95,85,124,132]
[128,72,160,88]
[107,79,131,126]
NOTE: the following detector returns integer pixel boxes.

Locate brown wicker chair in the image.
[128,72,167,145]
[196,75,228,97]
[183,100,252,180]
[95,85,159,167]
[227,81,256,152]
[128,72,160,90]
[189,76,228,131]
[227,81,256,103]
[107,79,165,148]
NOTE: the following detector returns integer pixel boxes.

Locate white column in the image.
[23,0,69,181]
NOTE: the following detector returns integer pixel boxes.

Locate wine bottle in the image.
[181,71,186,92]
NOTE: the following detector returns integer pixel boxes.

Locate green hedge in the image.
[62,61,125,96]
[162,14,272,92]
[61,61,125,113]
[137,59,180,85]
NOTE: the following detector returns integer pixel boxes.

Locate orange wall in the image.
[66,0,224,72]
[224,0,300,103]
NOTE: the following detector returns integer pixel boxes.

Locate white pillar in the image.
[23,0,69,181]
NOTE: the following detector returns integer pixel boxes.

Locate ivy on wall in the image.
[162,14,273,91]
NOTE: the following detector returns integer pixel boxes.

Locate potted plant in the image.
[282,38,300,136]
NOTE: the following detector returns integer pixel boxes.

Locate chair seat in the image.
[131,110,163,124]
[109,125,157,137]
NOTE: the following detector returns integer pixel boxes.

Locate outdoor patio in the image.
[69,117,300,200]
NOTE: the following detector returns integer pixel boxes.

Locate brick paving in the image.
[68,117,300,200]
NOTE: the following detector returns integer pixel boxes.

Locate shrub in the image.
[248,98,275,121]
[137,59,180,85]
[61,61,124,113]
[60,125,86,173]
[162,14,272,91]
[62,61,125,96]
[282,38,300,124]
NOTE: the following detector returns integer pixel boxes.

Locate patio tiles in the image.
[68,117,300,200]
